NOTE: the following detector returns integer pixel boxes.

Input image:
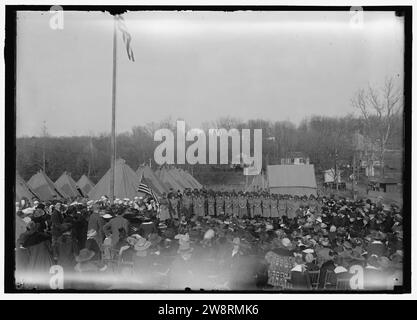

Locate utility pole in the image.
[352,151,356,197]
[110,15,118,203]
[334,147,339,191]
[42,121,47,172]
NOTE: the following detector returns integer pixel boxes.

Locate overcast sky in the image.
[16,10,404,137]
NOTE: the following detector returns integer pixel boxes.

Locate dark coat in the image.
[367,241,387,257]
[103,215,129,247]
[88,212,105,244]
[138,221,157,239]
[319,260,336,288]
[290,269,311,289]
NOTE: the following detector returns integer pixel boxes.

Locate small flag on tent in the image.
[137,183,159,207]
[116,14,135,62]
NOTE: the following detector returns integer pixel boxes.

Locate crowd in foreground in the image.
[15,188,404,291]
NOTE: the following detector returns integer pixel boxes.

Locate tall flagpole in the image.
[110,15,118,203]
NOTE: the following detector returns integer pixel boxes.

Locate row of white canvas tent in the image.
[16,159,203,203]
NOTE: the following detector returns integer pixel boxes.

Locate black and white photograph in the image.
[4,4,411,294]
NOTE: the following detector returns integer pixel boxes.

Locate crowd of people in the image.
[15,188,404,291]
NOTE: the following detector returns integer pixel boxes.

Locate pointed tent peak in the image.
[180,168,203,189]
[87,160,141,200]
[55,171,82,198]
[77,174,95,196]
[16,172,40,203]
[157,167,184,191]
[27,170,65,201]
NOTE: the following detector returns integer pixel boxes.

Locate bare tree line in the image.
[16,77,403,183]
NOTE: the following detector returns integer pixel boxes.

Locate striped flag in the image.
[137,183,159,207]
[116,14,135,62]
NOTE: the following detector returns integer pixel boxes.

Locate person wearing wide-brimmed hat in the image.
[318,251,337,289]
[56,223,76,270]
[363,255,386,290]
[16,221,53,289]
[288,255,311,290]
[130,236,152,279]
[103,209,129,248]
[138,213,157,239]
[167,234,195,290]
[87,206,105,246]
[366,231,387,257]
[73,248,107,289]
[85,229,101,261]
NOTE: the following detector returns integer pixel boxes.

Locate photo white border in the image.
[0,0,415,300]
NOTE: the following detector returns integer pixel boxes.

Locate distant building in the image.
[323,168,342,184]
[267,164,317,196]
[280,152,310,165]
[369,177,401,193]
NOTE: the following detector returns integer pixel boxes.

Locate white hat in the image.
[204,229,215,240]
[291,265,303,272]
[303,248,315,254]
[22,217,32,224]
[281,238,291,247]
[22,208,35,215]
[102,214,113,219]
[334,266,348,274]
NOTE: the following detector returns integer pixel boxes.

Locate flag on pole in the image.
[116,14,135,62]
[137,183,159,207]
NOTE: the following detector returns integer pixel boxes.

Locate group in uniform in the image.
[161,189,322,221]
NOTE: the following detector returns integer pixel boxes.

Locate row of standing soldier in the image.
[159,191,321,220]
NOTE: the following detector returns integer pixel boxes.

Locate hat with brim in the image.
[350,251,365,261]
[372,231,384,241]
[321,239,330,247]
[303,248,315,254]
[22,207,35,216]
[33,209,45,218]
[76,248,95,262]
[281,238,291,248]
[343,241,352,249]
[134,238,151,251]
